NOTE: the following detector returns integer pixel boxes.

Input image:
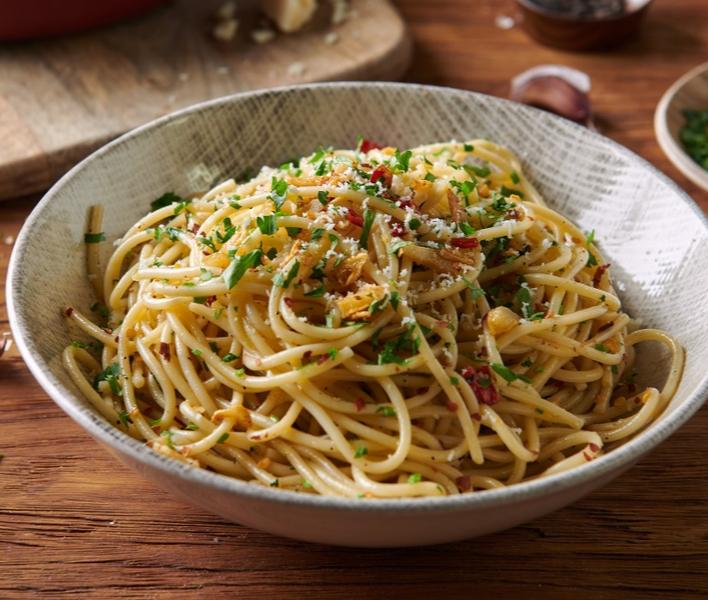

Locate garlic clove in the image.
[510,65,592,124]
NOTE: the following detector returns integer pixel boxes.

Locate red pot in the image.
[0,0,171,41]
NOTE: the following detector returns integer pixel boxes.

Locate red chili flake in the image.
[446,401,458,412]
[461,365,500,405]
[204,296,216,307]
[593,263,610,288]
[397,197,414,209]
[583,452,594,461]
[455,475,472,492]
[507,209,520,220]
[359,139,382,153]
[114,336,119,343]
[347,208,364,227]
[283,297,295,308]
[64,307,74,317]
[354,397,365,412]
[471,413,482,421]
[370,165,393,187]
[390,222,404,237]
[450,237,479,249]
[159,342,171,361]
[598,321,614,332]
[589,443,600,452]
[189,222,200,234]
[302,350,313,364]
[317,353,329,365]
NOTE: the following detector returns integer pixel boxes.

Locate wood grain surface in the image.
[0,0,410,200]
[2,0,708,597]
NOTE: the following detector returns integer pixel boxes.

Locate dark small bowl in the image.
[515,0,654,51]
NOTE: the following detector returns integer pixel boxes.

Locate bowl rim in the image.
[8,81,708,514]
[654,61,708,192]
[515,0,653,23]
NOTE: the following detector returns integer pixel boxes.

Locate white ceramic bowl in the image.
[655,62,708,192]
[8,83,708,547]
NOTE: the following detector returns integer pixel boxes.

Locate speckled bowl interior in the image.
[8,83,708,546]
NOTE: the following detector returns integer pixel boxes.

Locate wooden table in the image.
[2,1,707,597]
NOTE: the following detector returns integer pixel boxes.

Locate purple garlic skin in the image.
[510,65,592,125]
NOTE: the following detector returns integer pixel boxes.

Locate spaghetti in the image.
[62,139,684,498]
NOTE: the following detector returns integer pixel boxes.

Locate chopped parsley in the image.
[186,422,199,431]
[223,249,263,289]
[359,209,375,249]
[217,433,230,444]
[354,446,368,458]
[84,232,106,243]
[304,286,325,297]
[369,294,389,314]
[274,260,300,288]
[161,430,175,450]
[317,190,329,205]
[390,291,400,310]
[94,363,122,396]
[462,277,485,300]
[594,343,610,353]
[408,472,422,484]
[117,411,132,427]
[222,353,238,362]
[376,405,397,417]
[392,149,412,172]
[465,164,490,178]
[198,236,217,252]
[150,192,185,211]
[308,147,327,164]
[256,215,277,235]
[269,177,288,210]
[463,143,474,152]
[500,185,524,198]
[451,179,476,200]
[215,217,236,243]
[515,285,533,319]
[459,222,476,236]
[491,363,531,384]
[390,239,412,255]
[510,171,521,184]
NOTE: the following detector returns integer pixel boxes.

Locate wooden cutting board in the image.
[0,0,410,200]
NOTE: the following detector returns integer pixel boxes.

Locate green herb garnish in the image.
[84,232,106,243]
[274,260,300,288]
[359,208,375,249]
[151,192,185,211]
[223,249,263,289]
